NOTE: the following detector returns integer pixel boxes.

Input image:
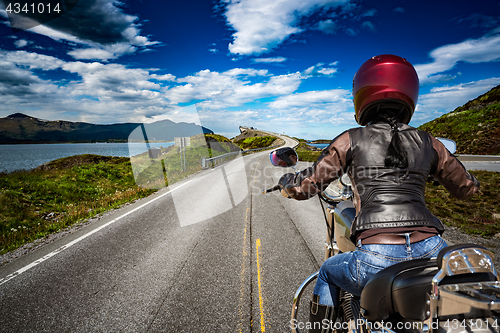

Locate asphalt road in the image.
[0,135,326,332]
[1,135,498,332]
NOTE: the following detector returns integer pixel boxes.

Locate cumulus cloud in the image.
[270,89,350,109]
[0,52,64,110]
[221,0,349,55]
[169,68,302,109]
[266,89,355,137]
[2,50,65,70]
[0,47,354,137]
[67,43,137,61]
[413,77,500,124]
[13,39,29,48]
[9,0,158,60]
[415,34,500,84]
[0,49,172,122]
[0,49,316,126]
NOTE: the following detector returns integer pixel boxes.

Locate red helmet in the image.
[353,54,419,125]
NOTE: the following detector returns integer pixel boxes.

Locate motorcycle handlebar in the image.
[262,185,281,194]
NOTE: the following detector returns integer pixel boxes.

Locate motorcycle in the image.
[266,145,500,333]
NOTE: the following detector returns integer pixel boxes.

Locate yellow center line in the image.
[256,239,266,332]
[238,206,250,333]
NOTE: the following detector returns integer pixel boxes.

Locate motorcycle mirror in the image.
[269,147,298,167]
[436,137,457,154]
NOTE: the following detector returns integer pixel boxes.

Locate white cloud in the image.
[413,77,500,124]
[169,68,302,109]
[13,39,29,48]
[415,34,500,84]
[265,89,355,137]
[318,19,338,34]
[270,89,350,109]
[222,0,349,55]
[29,24,84,44]
[150,73,177,81]
[303,62,339,76]
[2,50,65,70]
[252,57,287,63]
[0,47,356,137]
[67,44,137,61]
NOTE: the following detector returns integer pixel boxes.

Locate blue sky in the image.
[0,0,499,139]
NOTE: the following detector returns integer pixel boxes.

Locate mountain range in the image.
[0,113,213,144]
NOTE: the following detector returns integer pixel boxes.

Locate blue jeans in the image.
[313,234,447,306]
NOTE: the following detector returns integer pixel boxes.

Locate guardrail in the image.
[201,145,279,169]
[456,155,500,162]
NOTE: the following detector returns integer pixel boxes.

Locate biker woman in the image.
[278,54,480,332]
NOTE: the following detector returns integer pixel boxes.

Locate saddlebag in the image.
[360,258,497,322]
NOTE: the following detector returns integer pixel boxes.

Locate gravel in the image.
[442,224,500,268]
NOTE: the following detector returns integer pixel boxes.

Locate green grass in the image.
[296,142,322,162]
[233,136,277,150]
[425,171,500,237]
[0,155,156,255]
[0,133,239,255]
[418,102,499,155]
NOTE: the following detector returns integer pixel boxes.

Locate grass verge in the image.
[0,132,279,255]
[425,170,500,237]
[296,142,322,162]
[0,154,156,255]
[233,136,277,150]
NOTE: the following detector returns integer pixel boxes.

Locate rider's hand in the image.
[280,189,291,198]
[279,173,294,199]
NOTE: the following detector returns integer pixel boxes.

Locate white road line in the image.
[0,178,197,287]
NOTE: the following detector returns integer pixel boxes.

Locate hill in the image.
[232,127,282,149]
[418,85,500,155]
[0,113,213,144]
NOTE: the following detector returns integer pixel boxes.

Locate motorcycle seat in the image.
[360,258,437,322]
[360,257,497,322]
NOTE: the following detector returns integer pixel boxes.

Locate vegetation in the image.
[418,85,500,155]
[0,155,156,255]
[0,133,237,255]
[233,135,277,150]
[296,142,322,162]
[425,171,500,237]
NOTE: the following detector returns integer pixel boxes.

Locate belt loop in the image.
[405,233,411,252]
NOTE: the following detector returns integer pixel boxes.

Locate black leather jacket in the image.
[282,122,480,240]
